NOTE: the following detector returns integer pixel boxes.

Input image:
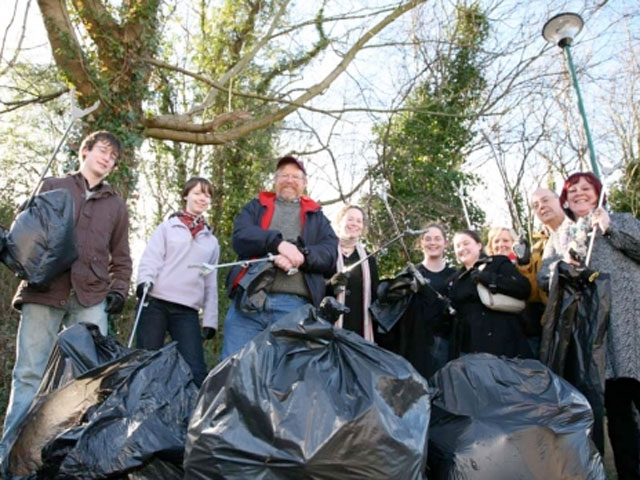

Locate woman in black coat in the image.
[328,205,379,341]
[374,224,455,378]
[448,230,532,359]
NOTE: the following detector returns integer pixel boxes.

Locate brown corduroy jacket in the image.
[13,172,131,310]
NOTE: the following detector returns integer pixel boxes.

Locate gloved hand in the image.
[329,271,349,288]
[202,327,216,340]
[136,282,153,298]
[469,269,482,284]
[514,236,531,265]
[104,291,125,314]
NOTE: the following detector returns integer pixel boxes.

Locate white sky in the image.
[1,0,639,264]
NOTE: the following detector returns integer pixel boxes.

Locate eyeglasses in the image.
[276,173,305,182]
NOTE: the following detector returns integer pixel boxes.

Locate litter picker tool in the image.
[379,188,456,315]
[190,253,298,276]
[23,89,100,212]
[128,282,150,348]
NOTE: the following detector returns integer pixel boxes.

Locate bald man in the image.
[515,188,567,355]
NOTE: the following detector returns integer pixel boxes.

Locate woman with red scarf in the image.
[135,177,219,387]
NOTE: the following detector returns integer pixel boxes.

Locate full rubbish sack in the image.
[539,263,610,454]
[2,323,198,479]
[184,297,432,480]
[0,188,78,289]
[427,353,605,480]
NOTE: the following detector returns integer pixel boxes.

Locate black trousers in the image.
[136,297,207,387]
[605,377,640,480]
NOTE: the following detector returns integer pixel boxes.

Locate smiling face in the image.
[81,140,118,183]
[566,177,598,218]
[531,189,564,229]
[421,227,446,260]
[490,229,514,256]
[184,182,212,216]
[338,207,364,240]
[453,232,483,269]
[274,163,307,201]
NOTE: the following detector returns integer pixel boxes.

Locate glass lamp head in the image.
[542,12,584,47]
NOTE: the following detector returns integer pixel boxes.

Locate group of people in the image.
[0,130,638,479]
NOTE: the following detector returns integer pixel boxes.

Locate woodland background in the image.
[0,0,638,424]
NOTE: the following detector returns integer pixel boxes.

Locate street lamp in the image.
[542,12,600,178]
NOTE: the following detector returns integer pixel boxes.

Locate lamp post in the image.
[542,12,600,178]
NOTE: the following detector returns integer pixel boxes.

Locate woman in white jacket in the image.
[136,177,219,386]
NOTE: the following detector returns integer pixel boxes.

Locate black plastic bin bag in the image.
[539,265,610,453]
[184,301,432,480]
[2,323,198,479]
[427,353,605,480]
[0,188,78,289]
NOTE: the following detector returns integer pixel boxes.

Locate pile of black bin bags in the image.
[427,353,605,480]
[1,323,198,479]
[1,306,607,480]
[184,301,433,480]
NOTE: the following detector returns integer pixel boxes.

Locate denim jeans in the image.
[135,297,207,387]
[1,296,107,453]
[221,292,310,360]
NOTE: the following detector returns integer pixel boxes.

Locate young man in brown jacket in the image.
[1,131,132,454]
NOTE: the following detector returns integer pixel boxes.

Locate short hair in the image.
[453,229,483,245]
[421,222,447,240]
[335,204,368,236]
[415,222,448,250]
[79,131,124,165]
[181,177,214,204]
[485,227,516,255]
[559,172,606,220]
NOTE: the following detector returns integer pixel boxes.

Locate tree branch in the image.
[36,0,94,97]
[144,0,427,144]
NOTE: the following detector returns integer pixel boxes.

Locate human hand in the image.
[136,282,153,298]
[273,253,295,272]
[104,291,125,314]
[591,207,610,234]
[202,327,216,340]
[277,240,305,267]
[329,271,349,288]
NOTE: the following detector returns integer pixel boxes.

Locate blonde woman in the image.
[329,205,379,340]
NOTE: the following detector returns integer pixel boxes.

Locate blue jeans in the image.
[1,296,107,453]
[135,297,207,387]
[221,293,310,360]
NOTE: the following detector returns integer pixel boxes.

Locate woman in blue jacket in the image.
[135,177,219,387]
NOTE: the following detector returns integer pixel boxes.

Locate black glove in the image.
[469,269,482,284]
[329,271,349,288]
[136,282,153,298]
[514,236,531,265]
[104,291,125,314]
[318,296,350,323]
[202,327,216,340]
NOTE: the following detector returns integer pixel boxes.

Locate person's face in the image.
[453,233,482,269]
[274,163,307,201]
[339,208,364,239]
[184,182,212,216]
[531,190,564,226]
[566,177,598,218]
[421,227,446,259]
[81,140,118,179]
[491,230,514,256]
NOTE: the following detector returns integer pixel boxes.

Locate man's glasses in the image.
[276,173,305,182]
